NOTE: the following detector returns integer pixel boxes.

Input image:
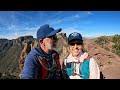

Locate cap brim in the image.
[47,28,62,37]
[68,37,83,43]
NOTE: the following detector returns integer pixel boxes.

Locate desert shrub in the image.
[0,72,19,79]
[104,46,110,51]
[112,34,120,44]
[108,61,112,65]
[95,36,109,48]
[112,43,120,56]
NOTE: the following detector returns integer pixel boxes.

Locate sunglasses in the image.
[69,40,83,46]
[48,35,58,41]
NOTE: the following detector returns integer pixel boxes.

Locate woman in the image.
[62,32,100,79]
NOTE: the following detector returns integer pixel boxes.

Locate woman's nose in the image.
[74,44,78,48]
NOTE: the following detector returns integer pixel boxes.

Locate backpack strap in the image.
[53,52,61,71]
[36,55,49,79]
[35,48,61,79]
[85,55,91,60]
[80,55,91,79]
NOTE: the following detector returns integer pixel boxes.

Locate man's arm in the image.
[21,55,39,79]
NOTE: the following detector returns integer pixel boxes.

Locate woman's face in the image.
[69,40,83,57]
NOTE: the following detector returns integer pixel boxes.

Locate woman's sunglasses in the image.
[69,40,83,46]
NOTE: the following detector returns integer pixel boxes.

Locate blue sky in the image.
[0,11,120,40]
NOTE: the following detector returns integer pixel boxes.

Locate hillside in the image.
[0,36,35,79]
[84,38,120,79]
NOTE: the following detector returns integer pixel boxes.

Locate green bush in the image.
[112,34,120,56]
[112,34,120,44]
[104,46,110,51]
[95,36,109,47]
[108,61,112,65]
[95,34,120,57]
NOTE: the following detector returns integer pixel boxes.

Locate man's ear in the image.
[39,39,44,44]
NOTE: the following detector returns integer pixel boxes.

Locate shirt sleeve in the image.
[21,55,39,79]
[89,57,100,79]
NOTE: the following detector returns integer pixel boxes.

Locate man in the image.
[62,32,100,79]
[21,24,63,79]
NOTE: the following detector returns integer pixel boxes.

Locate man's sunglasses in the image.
[69,40,83,46]
[48,35,58,41]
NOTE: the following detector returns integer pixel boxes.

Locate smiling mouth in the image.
[73,49,79,51]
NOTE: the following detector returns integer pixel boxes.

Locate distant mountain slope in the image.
[0,36,35,78]
[0,46,22,74]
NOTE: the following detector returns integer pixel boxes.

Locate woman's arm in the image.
[89,57,100,79]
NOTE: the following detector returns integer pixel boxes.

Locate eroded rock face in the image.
[0,36,35,79]
[55,33,69,65]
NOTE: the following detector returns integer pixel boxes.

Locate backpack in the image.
[64,55,91,79]
[35,49,61,79]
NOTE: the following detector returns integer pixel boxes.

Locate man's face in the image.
[69,40,83,57]
[43,35,57,50]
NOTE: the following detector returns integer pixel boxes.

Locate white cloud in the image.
[74,14,80,18]
[14,32,18,36]
[0,34,19,40]
[19,31,36,38]
[83,32,108,38]
[15,11,33,20]
[48,19,62,25]
[8,25,17,31]
[52,12,93,25]
[0,11,19,28]
[87,11,93,15]
[50,13,81,25]
[0,25,40,39]
[63,27,81,37]
[77,11,93,19]
[0,31,36,40]
[62,27,111,39]
[24,26,39,31]
[0,11,95,40]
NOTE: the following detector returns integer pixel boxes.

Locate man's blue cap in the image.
[68,32,83,42]
[37,24,62,40]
